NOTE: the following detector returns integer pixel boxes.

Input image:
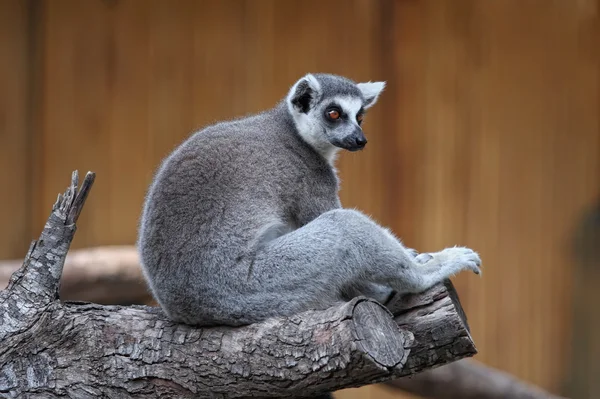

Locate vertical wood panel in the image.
[392,0,599,395]
[107,0,151,244]
[40,0,115,247]
[0,0,32,259]
[265,0,390,221]
[37,0,392,244]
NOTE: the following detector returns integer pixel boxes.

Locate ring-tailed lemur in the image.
[138,73,481,327]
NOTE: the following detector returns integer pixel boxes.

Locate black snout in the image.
[346,130,367,151]
[355,134,367,148]
[330,129,368,152]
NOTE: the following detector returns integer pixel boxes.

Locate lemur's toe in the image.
[466,261,482,275]
[415,253,433,264]
[406,248,419,258]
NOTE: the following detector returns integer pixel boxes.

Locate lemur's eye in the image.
[357,114,364,125]
[326,109,341,121]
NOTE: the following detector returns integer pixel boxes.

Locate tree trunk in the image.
[0,171,477,398]
[0,246,566,398]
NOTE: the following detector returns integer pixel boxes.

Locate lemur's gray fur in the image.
[138,73,481,327]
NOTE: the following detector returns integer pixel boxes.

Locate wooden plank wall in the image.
[385,2,600,398]
[0,0,32,259]
[0,1,598,398]
[35,0,392,251]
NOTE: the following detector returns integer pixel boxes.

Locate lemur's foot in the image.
[422,246,481,275]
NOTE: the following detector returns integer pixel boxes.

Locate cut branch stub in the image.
[386,280,477,376]
[8,171,95,301]
[0,246,151,306]
[67,171,95,224]
[0,171,95,339]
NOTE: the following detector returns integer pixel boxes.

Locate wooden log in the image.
[0,246,150,305]
[0,171,477,398]
[385,281,477,377]
[0,242,560,398]
[2,295,419,397]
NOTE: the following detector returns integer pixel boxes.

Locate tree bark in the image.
[0,171,477,398]
[0,245,151,305]
[1,247,566,398]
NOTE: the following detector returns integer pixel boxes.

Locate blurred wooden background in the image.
[1,0,598,397]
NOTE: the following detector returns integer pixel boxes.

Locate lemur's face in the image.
[314,96,366,152]
[287,74,385,159]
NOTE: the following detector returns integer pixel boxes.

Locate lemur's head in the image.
[286,73,385,162]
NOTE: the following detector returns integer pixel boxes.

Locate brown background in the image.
[1,0,599,398]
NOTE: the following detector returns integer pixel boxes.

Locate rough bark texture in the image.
[1,296,418,398]
[1,171,94,337]
[0,171,478,398]
[0,246,151,305]
[0,252,564,399]
[386,281,476,377]
[2,247,565,398]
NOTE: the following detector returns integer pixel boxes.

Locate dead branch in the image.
[0,171,476,398]
[385,359,568,399]
[0,180,564,398]
[1,246,150,305]
[0,173,564,398]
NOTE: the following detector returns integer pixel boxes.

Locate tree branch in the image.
[0,171,477,398]
[385,359,567,399]
[0,246,151,305]
[1,171,95,335]
[0,246,565,398]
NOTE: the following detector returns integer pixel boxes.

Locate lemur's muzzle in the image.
[343,128,367,152]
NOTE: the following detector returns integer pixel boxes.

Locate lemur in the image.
[138,73,481,327]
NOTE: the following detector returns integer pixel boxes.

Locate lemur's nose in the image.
[342,129,368,151]
[355,135,367,148]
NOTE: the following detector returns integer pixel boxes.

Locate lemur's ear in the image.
[287,74,321,114]
[357,81,386,109]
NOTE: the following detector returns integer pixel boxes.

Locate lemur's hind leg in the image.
[216,209,480,325]
[346,247,481,304]
[341,281,396,304]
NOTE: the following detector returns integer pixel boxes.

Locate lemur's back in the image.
[138,102,339,325]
